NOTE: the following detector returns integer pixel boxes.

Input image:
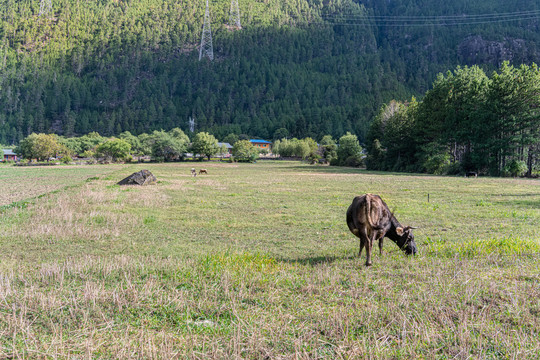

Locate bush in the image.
[365,139,386,170]
[344,155,364,167]
[307,152,321,164]
[503,160,527,177]
[337,133,363,166]
[82,150,95,158]
[60,155,73,164]
[443,162,462,175]
[320,135,337,164]
[423,152,451,175]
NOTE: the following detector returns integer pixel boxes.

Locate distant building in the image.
[2,149,17,162]
[217,142,233,157]
[217,142,233,154]
[250,139,272,150]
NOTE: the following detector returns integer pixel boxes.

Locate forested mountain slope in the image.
[1,0,539,144]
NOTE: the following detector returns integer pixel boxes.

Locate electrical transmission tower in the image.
[199,0,213,61]
[229,0,241,29]
[39,0,52,17]
[189,117,196,133]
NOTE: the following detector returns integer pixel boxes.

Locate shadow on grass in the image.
[278,253,358,266]
[286,165,433,177]
[492,194,540,209]
[496,193,540,197]
[495,199,540,209]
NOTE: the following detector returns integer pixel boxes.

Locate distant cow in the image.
[191,168,197,177]
[465,171,478,178]
[198,169,208,175]
[346,194,417,266]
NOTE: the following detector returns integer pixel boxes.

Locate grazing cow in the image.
[465,171,478,178]
[191,168,197,177]
[346,194,417,266]
[199,169,208,175]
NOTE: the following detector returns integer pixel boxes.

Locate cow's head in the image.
[396,226,417,255]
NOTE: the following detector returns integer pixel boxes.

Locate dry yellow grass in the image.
[0,161,539,358]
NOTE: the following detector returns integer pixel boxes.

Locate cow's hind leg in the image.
[357,228,368,260]
[365,232,375,267]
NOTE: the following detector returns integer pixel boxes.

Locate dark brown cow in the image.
[198,169,208,175]
[346,194,417,266]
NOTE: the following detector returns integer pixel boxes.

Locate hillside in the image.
[1,0,539,144]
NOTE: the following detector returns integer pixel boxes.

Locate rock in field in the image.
[117,170,157,186]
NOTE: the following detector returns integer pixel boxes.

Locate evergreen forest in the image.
[1,0,540,146]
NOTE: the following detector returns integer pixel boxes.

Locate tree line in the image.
[13,129,228,163]
[12,129,367,167]
[367,62,540,177]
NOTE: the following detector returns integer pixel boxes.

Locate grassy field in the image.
[0,161,539,358]
[0,164,121,207]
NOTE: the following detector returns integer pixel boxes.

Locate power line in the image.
[311,15,540,28]
[310,9,540,28]
[320,9,540,21]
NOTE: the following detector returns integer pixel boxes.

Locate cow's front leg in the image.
[378,234,384,255]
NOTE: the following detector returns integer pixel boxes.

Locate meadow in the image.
[0,161,539,359]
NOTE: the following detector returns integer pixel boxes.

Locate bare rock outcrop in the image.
[117,170,157,186]
[458,35,528,66]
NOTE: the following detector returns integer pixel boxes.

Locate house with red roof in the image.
[2,149,17,162]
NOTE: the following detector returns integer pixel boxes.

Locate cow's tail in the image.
[365,194,374,228]
[366,194,382,230]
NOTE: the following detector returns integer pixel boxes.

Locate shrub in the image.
[423,152,451,175]
[320,135,337,164]
[307,152,322,164]
[337,132,363,166]
[344,155,364,167]
[82,150,95,158]
[503,160,527,177]
[365,139,386,170]
[60,155,73,164]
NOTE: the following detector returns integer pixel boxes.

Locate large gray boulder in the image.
[117,170,157,186]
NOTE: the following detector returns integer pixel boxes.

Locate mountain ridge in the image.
[1,0,539,144]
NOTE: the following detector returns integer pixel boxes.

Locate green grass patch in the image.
[425,236,540,258]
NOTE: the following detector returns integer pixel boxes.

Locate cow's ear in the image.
[396,227,404,236]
